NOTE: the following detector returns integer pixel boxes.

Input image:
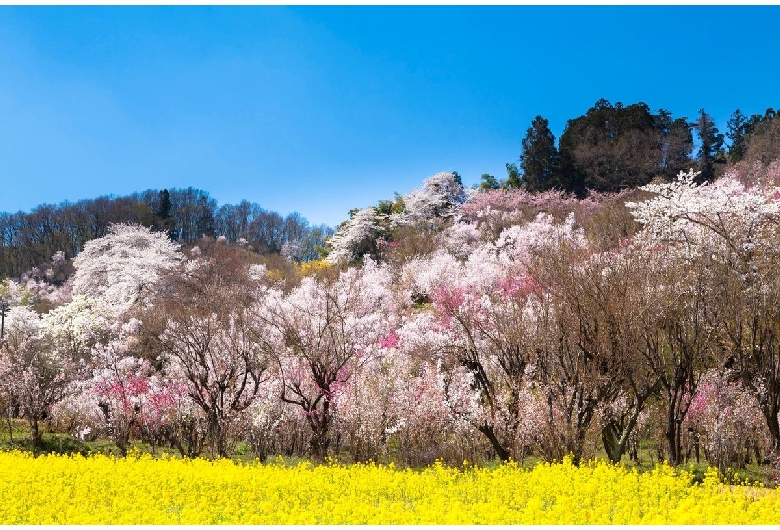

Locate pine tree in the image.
[658,110,693,180]
[520,115,559,192]
[726,109,748,163]
[694,109,725,183]
[155,189,176,238]
[479,174,499,191]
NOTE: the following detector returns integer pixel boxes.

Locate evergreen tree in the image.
[726,109,748,163]
[155,189,176,237]
[694,109,725,183]
[742,108,780,165]
[657,110,693,180]
[451,171,464,187]
[557,99,666,194]
[520,115,559,192]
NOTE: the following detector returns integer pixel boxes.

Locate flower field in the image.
[0,450,778,524]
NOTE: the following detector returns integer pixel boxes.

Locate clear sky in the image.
[1,5,778,227]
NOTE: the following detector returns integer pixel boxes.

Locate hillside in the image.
[2,99,780,479]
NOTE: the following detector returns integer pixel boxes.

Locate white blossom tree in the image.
[326,207,386,264]
[628,169,780,454]
[0,306,71,448]
[391,171,469,226]
[71,223,181,312]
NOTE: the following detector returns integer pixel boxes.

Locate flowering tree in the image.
[628,170,780,455]
[326,207,387,264]
[71,223,181,312]
[43,295,114,365]
[0,306,70,448]
[256,260,396,459]
[391,171,469,226]
[328,321,482,466]
[408,214,584,461]
[144,243,271,457]
[685,369,769,473]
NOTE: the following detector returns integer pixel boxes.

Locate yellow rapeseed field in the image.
[0,450,778,524]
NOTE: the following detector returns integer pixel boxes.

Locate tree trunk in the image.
[29,417,41,450]
[761,400,780,456]
[307,401,331,461]
[601,404,642,464]
[665,403,681,466]
[602,423,627,464]
[478,422,510,462]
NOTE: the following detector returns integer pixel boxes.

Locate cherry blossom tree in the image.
[406,213,585,461]
[390,171,469,226]
[144,242,270,457]
[0,306,70,448]
[685,369,769,473]
[43,295,114,365]
[326,207,386,264]
[628,170,780,455]
[256,259,397,459]
[71,223,181,312]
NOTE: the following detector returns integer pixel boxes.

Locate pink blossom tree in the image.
[685,369,769,473]
[256,260,396,459]
[144,242,271,457]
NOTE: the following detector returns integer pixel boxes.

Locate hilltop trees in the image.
[520,115,559,192]
[658,110,694,180]
[743,109,780,165]
[510,100,693,196]
[559,100,676,193]
[0,188,330,280]
[726,110,749,164]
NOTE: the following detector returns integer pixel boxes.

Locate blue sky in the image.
[1,6,778,227]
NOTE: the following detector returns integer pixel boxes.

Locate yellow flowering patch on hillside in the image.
[298,259,332,277]
[0,450,778,524]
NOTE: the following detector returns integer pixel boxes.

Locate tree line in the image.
[0,187,334,279]
[484,99,780,195]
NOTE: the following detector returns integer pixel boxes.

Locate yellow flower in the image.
[0,450,779,524]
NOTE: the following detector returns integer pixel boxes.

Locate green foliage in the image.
[520,115,559,192]
[376,194,405,216]
[694,108,725,183]
[154,189,176,238]
[726,109,748,163]
[503,162,523,189]
[557,99,692,194]
[479,174,499,191]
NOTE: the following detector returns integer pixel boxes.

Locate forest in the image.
[2,99,780,479]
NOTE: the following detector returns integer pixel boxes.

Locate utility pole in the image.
[0,297,8,341]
